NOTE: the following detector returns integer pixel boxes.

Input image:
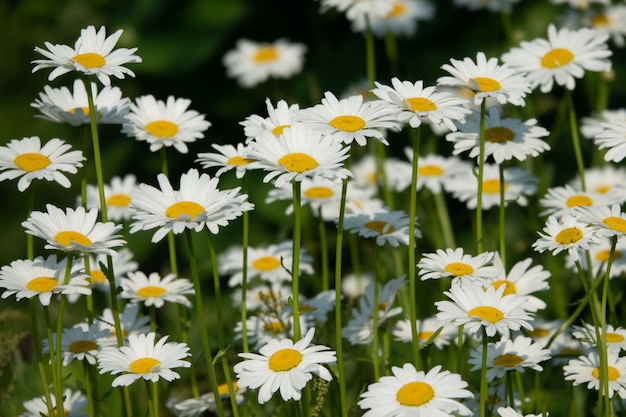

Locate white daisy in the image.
[453,0,520,13]
[567,236,626,279]
[240,98,301,141]
[572,322,626,354]
[343,207,420,247]
[580,108,626,140]
[172,383,245,417]
[129,168,253,243]
[358,363,473,417]
[594,120,626,163]
[231,281,293,312]
[525,318,571,354]
[19,389,88,417]
[98,332,191,387]
[532,214,600,262]
[501,24,612,93]
[0,136,84,192]
[266,176,345,217]
[348,153,412,193]
[80,248,138,292]
[42,322,115,366]
[120,271,194,308]
[350,0,435,37]
[438,51,531,106]
[319,0,395,23]
[97,303,151,341]
[586,5,626,48]
[497,406,545,417]
[392,316,458,349]
[564,350,626,398]
[85,174,138,221]
[418,247,499,284]
[223,38,307,88]
[574,203,626,243]
[32,25,141,86]
[539,184,620,218]
[235,311,313,349]
[568,165,626,196]
[403,151,473,194]
[550,0,610,10]
[122,95,211,154]
[341,271,374,298]
[233,327,336,404]
[196,142,254,179]
[299,290,336,323]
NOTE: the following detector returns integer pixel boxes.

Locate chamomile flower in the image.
[196,142,254,179]
[594,120,626,163]
[120,271,194,308]
[418,247,499,284]
[240,98,301,141]
[122,95,211,154]
[31,79,130,126]
[446,106,550,164]
[438,51,531,106]
[567,236,626,279]
[234,327,336,404]
[392,316,457,349]
[350,0,435,37]
[19,389,88,417]
[98,332,191,386]
[295,91,401,146]
[586,5,626,48]
[266,176,345,217]
[245,123,352,188]
[501,24,612,93]
[539,184,620,218]
[32,25,141,86]
[568,165,626,195]
[532,214,599,262]
[22,204,125,255]
[525,318,569,350]
[403,151,472,194]
[85,174,138,221]
[563,350,626,398]
[0,136,84,192]
[129,168,253,243]
[172,383,245,417]
[468,335,551,381]
[343,207,420,247]
[371,77,471,130]
[435,283,533,337]
[42,322,115,366]
[574,203,626,243]
[358,363,473,417]
[580,108,626,139]
[97,303,151,341]
[0,255,90,306]
[453,0,520,13]
[572,322,626,354]
[223,38,307,88]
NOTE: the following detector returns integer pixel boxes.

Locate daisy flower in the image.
[80,248,138,291]
[539,184,620,218]
[403,151,472,194]
[343,207,420,247]
[294,90,401,146]
[594,121,626,163]
[99,332,191,386]
[567,236,626,279]
[22,204,125,255]
[438,51,531,106]
[319,0,395,23]
[233,327,336,404]
[97,303,151,341]
[358,363,473,417]
[245,123,352,188]
[19,389,88,417]
[568,165,626,195]
[371,77,471,130]
[341,271,374,298]
[350,0,436,37]
[235,311,313,349]
[32,25,141,86]
[586,5,626,48]
[196,142,254,179]
[574,203,626,243]
[129,168,253,243]
[232,281,294,312]
[580,108,626,139]
[497,406,546,417]
[392,316,458,349]
[550,0,610,10]
[223,38,307,88]
[120,271,194,308]
[468,335,551,381]
[563,350,626,398]
[240,98,301,141]
[453,0,520,13]
[0,136,84,192]
[417,247,500,284]
[122,95,211,154]
[446,106,550,164]
[532,214,600,262]
[572,322,626,354]
[172,383,245,417]
[298,290,336,323]
[266,176,345,217]
[42,322,115,366]
[435,283,533,337]
[0,255,90,306]
[501,24,612,93]
[348,153,412,193]
[85,174,138,221]
[31,79,130,126]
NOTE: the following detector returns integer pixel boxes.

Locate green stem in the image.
[334,178,349,417]
[498,164,506,267]
[383,30,398,76]
[565,89,586,191]
[31,300,55,417]
[433,191,456,249]
[145,380,159,417]
[365,18,376,87]
[408,127,421,367]
[291,180,303,341]
[476,101,487,253]
[42,306,58,414]
[372,244,381,381]
[479,327,488,417]
[27,186,35,260]
[53,253,74,417]
[317,206,330,292]
[241,174,250,354]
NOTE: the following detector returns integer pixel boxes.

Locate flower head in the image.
[594,121,626,163]
[564,350,626,398]
[19,389,88,417]
[532,214,600,262]
[240,98,301,141]
[196,142,254,179]
[343,207,420,247]
[85,174,138,221]
[120,271,194,308]
[350,0,435,36]
[418,247,499,284]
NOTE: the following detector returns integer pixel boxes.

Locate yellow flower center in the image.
[591,366,620,381]
[329,115,366,132]
[69,340,98,353]
[69,107,91,116]
[485,127,515,143]
[471,77,501,92]
[396,381,435,407]
[54,231,92,247]
[406,97,437,112]
[26,276,58,292]
[129,357,161,374]
[483,179,506,194]
[387,2,407,17]
[418,165,443,176]
[596,249,622,262]
[468,305,504,323]
[165,201,204,220]
[566,195,592,208]
[217,382,239,396]
[268,348,302,372]
[278,153,318,173]
[555,227,583,245]
[304,186,334,199]
[107,193,131,207]
[365,220,394,234]
[253,46,279,63]
[272,124,290,136]
[444,262,474,276]
[530,328,550,338]
[252,256,281,271]
[137,286,166,298]
[603,216,626,233]
[227,156,253,166]
[594,184,611,194]
[607,332,625,343]
[419,331,435,341]
[491,280,516,296]
[493,353,523,367]
[145,120,179,138]
[72,52,106,68]
[14,153,51,172]
[541,48,574,69]
[264,321,284,334]
[591,14,611,26]
[90,270,106,284]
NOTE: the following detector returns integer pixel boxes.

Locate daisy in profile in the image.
[453,0,520,13]
[97,303,151,341]
[129,168,253,243]
[245,123,352,188]
[593,120,626,163]
[438,51,531,106]
[32,25,141,86]
[19,389,87,417]
[501,24,612,93]
[122,95,211,154]
[0,136,84,192]
[435,283,533,337]
[392,316,457,349]
[572,322,626,354]
[120,271,194,309]
[532,214,599,262]
[350,0,435,37]
[418,247,499,284]
[31,79,130,126]
[266,176,345,217]
[468,335,551,381]
[22,204,125,255]
[568,165,626,196]
[539,184,620,218]
[343,207,420,247]
[172,383,245,417]
[295,91,401,146]
[580,108,626,139]
[240,98,301,141]
[371,77,471,130]
[0,255,90,306]
[223,38,307,88]
[99,332,191,386]
[563,350,626,398]
[85,174,138,221]
[232,281,293,312]
[403,151,472,194]
[358,363,472,417]
[236,311,313,349]
[446,106,550,164]
[196,142,254,179]
[234,327,336,404]
[42,322,115,366]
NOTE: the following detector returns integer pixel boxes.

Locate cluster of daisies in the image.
[2,0,626,416]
